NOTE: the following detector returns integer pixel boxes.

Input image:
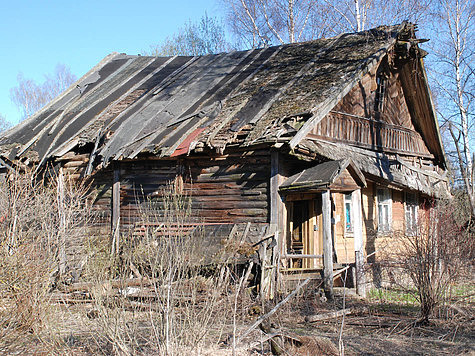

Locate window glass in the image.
[344,193,353,233]
[405,192,418,234]
[377,188,392,233]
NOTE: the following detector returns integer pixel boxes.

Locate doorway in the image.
[286,194,323,269]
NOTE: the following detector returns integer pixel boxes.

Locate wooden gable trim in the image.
[289,26,404,150]
[398,57,446,167]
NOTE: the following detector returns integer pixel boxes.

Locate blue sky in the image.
[0,0,221,125]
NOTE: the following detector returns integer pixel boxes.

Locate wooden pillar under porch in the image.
[322,189,333,300]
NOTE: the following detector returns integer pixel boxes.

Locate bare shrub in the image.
[0,168,93,353]
[86,184,235,355]
[379,199,473,323]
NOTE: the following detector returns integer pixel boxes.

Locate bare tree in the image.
[380,200,472,323]
[146,13,229,56]
[427,0,475,217]
[321,0,432,34]
[221,0,432,47]
[0,114,11,134]
[10,64,76,120]
[221,0,330,48]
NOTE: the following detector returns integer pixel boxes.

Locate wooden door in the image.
[287,194,323,269]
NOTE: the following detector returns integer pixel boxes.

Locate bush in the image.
[379,199,473,323]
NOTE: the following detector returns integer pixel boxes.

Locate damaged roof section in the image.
[280,159,366,192]
[0,25,407,167]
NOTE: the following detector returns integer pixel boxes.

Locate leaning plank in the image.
[304,308,353,323]
[236,278,313,344]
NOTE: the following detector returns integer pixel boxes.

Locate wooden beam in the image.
[322,189,333,300]
[352,189,366,297]
[112,162,120,234]
[305,308,353,323]
[270,150,286,296]
[270,151,284,228]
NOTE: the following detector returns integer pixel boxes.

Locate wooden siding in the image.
[89,167,114,230]
[119,160,178,231]
[185,150,270,223]
[309,60,432,157]
[80,150,272,232]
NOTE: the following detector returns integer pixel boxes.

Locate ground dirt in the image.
[2,285,473,355]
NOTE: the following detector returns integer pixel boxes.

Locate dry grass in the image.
[0,171,473,355]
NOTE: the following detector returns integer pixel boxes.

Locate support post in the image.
[270,151,284,229]
[111,162,120,253]
[352,189,366,297]
[269,151,285,298]
[322,189,333,300]
[57,168,66,277]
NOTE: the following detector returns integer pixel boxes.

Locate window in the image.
[405,192,418,235]
[344,193,353,233]
[377,188,392,233]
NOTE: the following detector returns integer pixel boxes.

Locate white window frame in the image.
[344,193,353,235]
[377,188,392,233]
[405,192,418,235]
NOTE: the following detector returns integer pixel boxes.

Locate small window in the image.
[405,192,418,235]
[377,188,392,233]
[344,193,353,233]
[374,74,387,113]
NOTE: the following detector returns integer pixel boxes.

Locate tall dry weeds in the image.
[85,184,235,355]
[0,168,93,353]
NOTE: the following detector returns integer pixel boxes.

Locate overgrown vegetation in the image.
[378,197,474,323]
[0,170,473,355]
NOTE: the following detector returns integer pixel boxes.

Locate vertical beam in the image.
[112,161,120,236]
[270,151,284,228]
[270,151,285,297]
[322,189,333,300]
[352,189,366,297]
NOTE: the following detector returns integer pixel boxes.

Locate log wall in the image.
[84,150,273,232]
[184,150,270,223]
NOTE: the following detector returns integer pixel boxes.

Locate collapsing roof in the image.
[0,23,448,198]
[0,23,441,165]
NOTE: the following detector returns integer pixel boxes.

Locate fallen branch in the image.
[332,265,351,278]
[305,308,353,323]
[236,278,315,344]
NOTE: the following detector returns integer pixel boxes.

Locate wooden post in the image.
[352,189,366,297]
[111,162,120,253]
[270,151,284,229]
[322,189,333,300]
[57,168,66,277]
[269,151,285,298]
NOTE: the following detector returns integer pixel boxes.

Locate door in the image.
[286,194,323,269]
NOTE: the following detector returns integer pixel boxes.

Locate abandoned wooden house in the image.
[0,23,449,297]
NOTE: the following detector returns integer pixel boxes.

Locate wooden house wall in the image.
[331,183,413,265]
[119,159,178,231]
[184,150,270,224]
[332,191,356,264]
[71,149,271,233]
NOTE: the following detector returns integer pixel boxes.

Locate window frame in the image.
[374,73,387,113]
[344,193,354,236]
[377,188,392,234]
[405,191,418,235]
